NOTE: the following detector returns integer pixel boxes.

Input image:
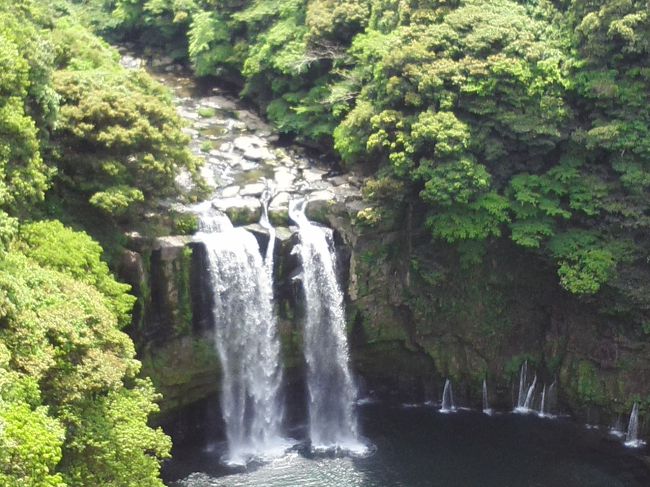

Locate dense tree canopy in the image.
[1,0,649,483]
[0,0,191,484]
[109,0,650,325]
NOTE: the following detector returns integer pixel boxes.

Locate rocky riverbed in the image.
[120,50,365,227]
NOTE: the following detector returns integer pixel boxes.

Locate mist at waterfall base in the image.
[163,402,650,486]
[197,209,290,466]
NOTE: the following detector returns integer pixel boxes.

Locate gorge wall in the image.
[119,196,650,437]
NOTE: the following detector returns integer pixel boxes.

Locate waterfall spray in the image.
[625,403,645,448]
[483,379,492,415]
[289,199,366,453]
[440,379,456,413]
[197,204,289,465]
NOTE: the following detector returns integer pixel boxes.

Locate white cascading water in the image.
[625,402,644,448]
[440,379,456,413]
[196,204,288,465]
[515,361,537,413]
[288,199,364,453]
[483,379,492,415]
[260,188,276,279]
[538,384,547,417]
[515,361,528,411]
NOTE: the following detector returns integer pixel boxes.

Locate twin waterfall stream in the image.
[197,197,363,465]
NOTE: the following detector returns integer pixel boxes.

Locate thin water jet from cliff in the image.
[514,361,537,414]
[538,384,547,418]
[610,415,625,438]
[288,199,366,455]
[260,188,275,280]
[483,379,492,415]
[196,205,289,465]
[440,379,456,413]
[625,403,645,448]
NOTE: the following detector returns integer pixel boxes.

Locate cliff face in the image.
[119,196,649,436]
[111,56,648,435]
[325,202,650,431]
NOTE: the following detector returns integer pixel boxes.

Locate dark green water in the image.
[165,404,650,486]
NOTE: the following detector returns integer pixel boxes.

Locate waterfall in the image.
[482,379,492,415]
[610,415,625,438]
[288,200,364,453]
[440,379,456,413]
[523,375,537,410]
[197,206,288,465]
[515,361,537,413]
[625,403,644,448]
[516,361,528,410]
[538,384,547,417]
[259,188,275,279]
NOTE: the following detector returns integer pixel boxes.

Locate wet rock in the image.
[273,167,296,191]
[328,176,349,187]
[152,56,174,68]
[239,183,266,197]
[182,127,199,138]
[302,168,327,183]
[220,186,240,198]
[269,191,292,225]
[212,197,262,225]
[305,190,335,223]
[233,135,275,161]
[120,55,144,70]
[153,236,192,261]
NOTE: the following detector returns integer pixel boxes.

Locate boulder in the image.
[212,197,262,225]
[305,190,335,223]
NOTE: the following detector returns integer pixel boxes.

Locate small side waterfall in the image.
[289,200,364,453]
[516,361,529,410]
[625,403,644,448]
[610,415,625,438]
[260,188,275,279]
[197,206,288,465]
[524,375,537,410]
[515,361,537,413]
[482,379,492,415]
[440,379,456,413]
[538,384,547,417]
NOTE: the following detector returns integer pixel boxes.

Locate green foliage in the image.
[197,106,216,118]
[0,3,182,485]
[188,9,233,76]
[0,3,54,217]
[53,66,197,216]
[0,401,66,487]
[16,220,135,326]
[104,0,650,325]
[0,250,170,486]
[172,212,198,235]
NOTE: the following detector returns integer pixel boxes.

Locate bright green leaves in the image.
[60,380,171,487]
[0,234,169,485]
[89,185,145,215]
[411,111,471,162]
[427,191,510,242]
[52,67,196,216]
[420,158,491,206]
[507,155,607,250]
[0,18,52,215]
[16,220,135,326]
[0,401,66,487]
[188,10,232,76]
[548,231,617,295]
[306,0,370,44]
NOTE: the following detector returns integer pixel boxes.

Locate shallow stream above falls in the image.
[120,51,364,224]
